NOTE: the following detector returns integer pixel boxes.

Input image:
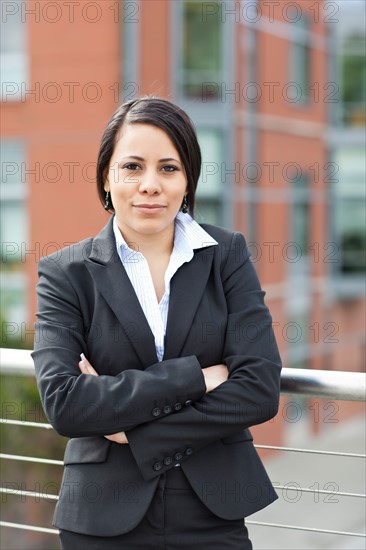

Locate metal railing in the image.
[1,347,365,544]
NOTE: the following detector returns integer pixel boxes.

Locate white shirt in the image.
[113,212,218,362]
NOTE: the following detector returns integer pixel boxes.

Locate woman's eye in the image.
[161,165,178,172]
[122,163,140,170]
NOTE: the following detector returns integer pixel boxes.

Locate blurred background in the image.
[1,0,365,548]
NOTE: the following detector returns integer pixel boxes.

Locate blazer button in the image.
[163,456,172,466]
[153,461,163,471]
[174,402,183,411]
[163,405,172,414]
[152,407,161,417]
[184,399,192,407]
[185,447,193,456]
[174,451,184,461]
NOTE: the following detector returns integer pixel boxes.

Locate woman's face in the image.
[105,123,187,243]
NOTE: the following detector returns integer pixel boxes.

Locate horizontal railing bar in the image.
[256,444,366,458]
[0,521,58,535]
[1,422,364,460]
[246,520,366,538]
[272,485,365,498]
[281,368,366,401]
[0,453,63,465]
[1,348,365,402]
[0,419,53,429]
[1,518,365,539]
[0,488,58,501]
[0,349,34,376]
[1,483,364,501]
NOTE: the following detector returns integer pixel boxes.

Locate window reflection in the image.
[0,140,28,329]
[195,129,223,225]
[289,16,311,103]
[0,0,28,101]
[183,1,222,100]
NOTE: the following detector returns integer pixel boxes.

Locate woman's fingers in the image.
[78,353,99,376]
[104,432,129,444]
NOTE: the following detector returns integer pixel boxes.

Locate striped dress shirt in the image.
[112,212,218,362]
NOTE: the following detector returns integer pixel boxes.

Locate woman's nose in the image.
[138,171,161,194]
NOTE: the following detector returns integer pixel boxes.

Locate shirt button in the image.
[152,407,161,417]
[163,405,172,414]
[153,461,163,471]
[184,399,192,407]
[174,402,183,411]
[174,451,184,461]
[185,447,193,456]
[163,456,172,466]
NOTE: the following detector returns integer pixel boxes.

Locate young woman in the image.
[32,97,282,549]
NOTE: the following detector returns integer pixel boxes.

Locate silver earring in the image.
[104,191,110,210]
[182,195,188,214]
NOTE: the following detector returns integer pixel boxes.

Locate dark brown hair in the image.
[96,97,202,215]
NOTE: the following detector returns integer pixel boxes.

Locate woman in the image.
[32,97,282,549]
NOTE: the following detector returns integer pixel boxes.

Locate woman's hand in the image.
[202,363,229,393]
[78,354,129,444]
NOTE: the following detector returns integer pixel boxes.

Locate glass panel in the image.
[335,147,366,198]
[289,175,311,278]
[194,199,222,225]
[341,35,366,126]
[290,18,310,101]
[0,0,25,54]
[182,1,222,99]
[0,0,27,100]
[0,280,27,328]
[1,140,25,190]
[196,129,222,197]
[0,202,27,263]
[0,140,28,332]
[337,201,366,273]
[194,129,223,224]
[293,201,309,254]
[334,147,365,273]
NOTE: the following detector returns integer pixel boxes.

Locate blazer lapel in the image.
[163,247,214,360]
[84,217,158,367]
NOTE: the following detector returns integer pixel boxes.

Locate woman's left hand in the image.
[78,354,129,445]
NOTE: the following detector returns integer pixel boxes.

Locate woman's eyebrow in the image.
[121,155,181,164]
[159,157,181,163]
[120,156,144,161]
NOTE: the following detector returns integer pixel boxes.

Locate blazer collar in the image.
[88,216,118,265]
[85,217,157,367]
[85,217,215,367]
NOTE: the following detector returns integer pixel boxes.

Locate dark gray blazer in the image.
[32,216,282,537]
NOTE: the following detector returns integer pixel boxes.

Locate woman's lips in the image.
[133,204,166,214]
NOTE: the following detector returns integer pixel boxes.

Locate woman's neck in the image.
[117,222,175,259]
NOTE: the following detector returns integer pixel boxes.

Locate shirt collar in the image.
[113,212,218,263]
[174,211,218,252]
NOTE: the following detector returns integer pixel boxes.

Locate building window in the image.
[285,313,310,368]
[0,140,28,331]
[290,173,311,276]
[0,0,28,101]
[341,35,366,126]
[194,129,223,225]
[293,193,310,257]
[289,16,311,103]
[334,147,365,274]
[182,1,222,100]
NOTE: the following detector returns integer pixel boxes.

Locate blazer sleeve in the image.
[125,231,282,481]
[32,256,206,438]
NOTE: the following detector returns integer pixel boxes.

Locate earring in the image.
[181,195,188,214]
[104,191,110,210]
